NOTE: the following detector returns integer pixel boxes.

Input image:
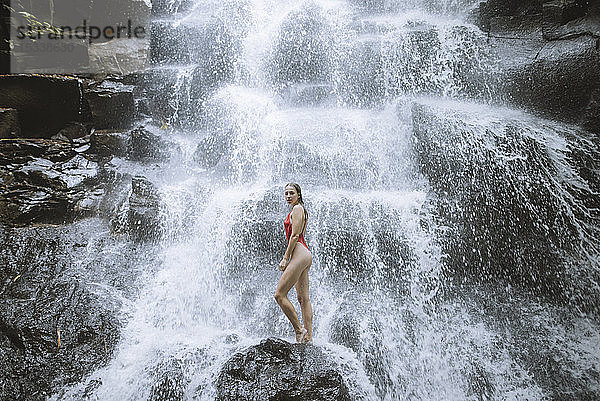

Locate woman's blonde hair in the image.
[285,182,308,231]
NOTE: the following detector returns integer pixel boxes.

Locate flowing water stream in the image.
[52,0,600,400]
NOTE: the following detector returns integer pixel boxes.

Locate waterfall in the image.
[51,0,600,400]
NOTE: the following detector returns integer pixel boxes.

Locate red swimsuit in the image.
[284,209,309,251]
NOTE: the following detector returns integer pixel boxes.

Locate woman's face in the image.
[284,186,298,206]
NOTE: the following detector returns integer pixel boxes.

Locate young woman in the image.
[274,183,313,343]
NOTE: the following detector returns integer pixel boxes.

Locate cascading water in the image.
[53,0,600,400]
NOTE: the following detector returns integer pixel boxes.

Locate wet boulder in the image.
[148,356,186,401]
[53,122,91,142]
[128,126,171,162]
[0,135,140,227]
[474,0,600,122]
[90,129,130,158]
[216,337,351,401]
[88,38,150,76]
[126,175,163,243]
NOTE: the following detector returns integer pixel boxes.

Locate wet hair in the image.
[285,182,308,232]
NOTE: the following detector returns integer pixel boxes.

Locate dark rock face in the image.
[411,100,600,313]
[90,129,130,157]
[0,220,158,401]
[54,122,91,141]
[128,126,171,162]
[0,139,99,226]
[0,75,83,138]
[0,129,167,243]
[474,0,600,126]
[0,107,20,138]
[83,79,136,130]
[500,35,600,123]
[216,338,351,401]
[582,88,600,133]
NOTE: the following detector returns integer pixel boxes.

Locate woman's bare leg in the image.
[274,251,310,341]
[295,264,313,342]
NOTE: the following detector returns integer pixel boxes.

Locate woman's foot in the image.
[295,327,308,343]
[301,333,313,344]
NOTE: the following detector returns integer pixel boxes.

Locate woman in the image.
[275,182,313,343]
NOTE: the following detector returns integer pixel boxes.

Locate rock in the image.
[582,88,600,133]
[0,139,53,165]
[543,0,587,26]
[148,357,186,401]
[9,0,151,74]
[128,126,171,162]
[127,175,162,242]
[0,107,20,138]
[471,1,600,122]
[54,122,91,142]
[0,151,100,226]
[542,7,600,40]
[411,100,600,312]
[477,0,545,31]
[498,35,600,122]
[476,0,594,33]
[90,129,129,158]
[0,137,139,227]
[87,0,151,45]
[485,14,544,35]
[83,79,135,130]
[0,219,158,401]
[216,337,351,401]
[0,74,83,138]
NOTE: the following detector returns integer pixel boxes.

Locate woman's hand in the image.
[279,257,289,272]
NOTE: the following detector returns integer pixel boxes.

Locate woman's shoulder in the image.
[291,204,306,220]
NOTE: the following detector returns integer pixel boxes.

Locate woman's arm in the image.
[280,205,305,268]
